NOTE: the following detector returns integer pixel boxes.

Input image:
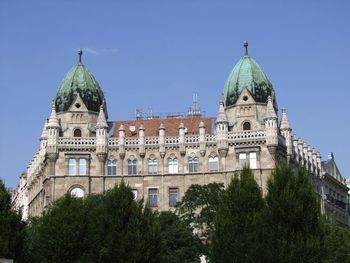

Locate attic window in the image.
[243,96,248,101]
[75,103,81,108]
[243,122,251,131]
[74,128,82,137]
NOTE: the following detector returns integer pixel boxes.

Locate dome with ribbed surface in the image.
[54,49,105,113]
[223,42,276,109]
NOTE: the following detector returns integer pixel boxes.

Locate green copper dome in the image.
[54,49,105,113]
[223,42,276,108]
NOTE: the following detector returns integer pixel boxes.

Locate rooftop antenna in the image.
[147,107,154,119]
[135,109,143,120]
[188,92,201,116]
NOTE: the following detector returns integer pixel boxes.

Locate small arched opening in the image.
[243,122,251,131]
[74,128,82,137]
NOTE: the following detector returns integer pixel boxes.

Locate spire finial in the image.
[243,41,248,55]
[78,49,83,63]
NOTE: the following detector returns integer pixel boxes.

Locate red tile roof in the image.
[113,116,213,137]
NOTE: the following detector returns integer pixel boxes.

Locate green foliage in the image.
[26,181,162,263]
[176,183,224,241]
[158,211,203,263]
[262,164,325,263]
[211,167,265,263]
[0,178,25,261]
[25,194,86,262]
[323,223,350,263]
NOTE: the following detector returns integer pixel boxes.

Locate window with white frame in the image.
[249,152,257,169]
[107,160,117,175]
[69,159,76,175]
[79,159,86,175]
[208,156,219,172]
[128,159,137,175]
[239,152,258,169]
[148,188,158,207]
[69,158,87,175]
[168,158,178,174]
[169,188,179,207]
[148,159,158,175]
[188,157,198,173]
[239,153,247,168]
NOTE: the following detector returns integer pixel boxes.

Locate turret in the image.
[265,96,278,158]
[216,95,228,157]
[139,124,145,158]
[118,124,126,159]
[199,121,206,157]
[46,103,60,175]
[280,108,292,162]
[179,122,186,156]
[40,119,48,149]
[159,123,165,158]
[47,103,59,157]
[96,105,108,174]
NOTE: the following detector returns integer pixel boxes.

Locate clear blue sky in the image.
[0,0,349,188]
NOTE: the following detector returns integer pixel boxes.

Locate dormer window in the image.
[243,122,251,131]
[74,128,82,137]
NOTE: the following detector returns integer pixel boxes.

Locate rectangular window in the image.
[239,153,247,168]
[169,188,179,207]
[168,159,178,174]
[79,159,87,175]
[107,160,117,176]
[128,159,137,175]
[188,158,198,173]
[208,156,219,172]
[148,159,158,175]
[148,188,158,207]
[69,159,76,175]
[249,152,257,169]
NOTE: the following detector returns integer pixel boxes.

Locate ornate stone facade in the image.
[12,43,349,227]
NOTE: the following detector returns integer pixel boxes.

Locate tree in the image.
[176,182,224,244]
[262,164,325,263]
[0,178,25,261]
[323,221,350,263]
[25,193,86,262]
[80,181,161,262]
[211,167,265,263]
[26,181,162,263]
[158,211,203,263]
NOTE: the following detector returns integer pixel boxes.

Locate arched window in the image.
[107,160,117,175]
[208,156,219,172]
[243,122,251,131]
[70,187,84,198]
[168,158,178,174]
[148,158,158,175]
[128,159,137,175]
[188,157,198,173]
[74,128,82,137]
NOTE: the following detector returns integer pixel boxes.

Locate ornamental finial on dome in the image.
[243,41,248,56]
[78,49,83,63]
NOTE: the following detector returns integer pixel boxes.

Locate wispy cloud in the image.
[81,47,118,55]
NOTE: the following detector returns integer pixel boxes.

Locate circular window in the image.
[243,96,248,101]
[75,103,81,108]
[70,187,84,198]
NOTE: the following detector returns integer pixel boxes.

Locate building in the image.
[12,43,349,226]
[321,153,348,227]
